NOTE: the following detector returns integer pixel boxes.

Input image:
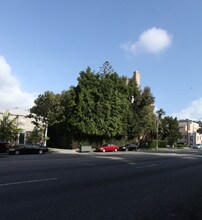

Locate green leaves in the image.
[127,75,156,141]
[26,126,44,144]
[67,65,129,138]
[161,116,182,146]
[156,108,166,119]
[0,111,21,143]
[30,62,158,145]
[30,91,65,126]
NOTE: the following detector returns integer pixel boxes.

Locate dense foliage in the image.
[0,111,22,143]
[29,91,65,127]
[28,62,181,148]
[67,66,129,140]
[161,116,182,146]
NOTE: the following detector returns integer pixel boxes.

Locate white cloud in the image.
[121,27,172,54]
[0,55,36,109]
[172,98,202,120]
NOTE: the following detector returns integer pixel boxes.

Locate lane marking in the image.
[146,164,157,167]
[0,177,58,187]
[128,162,136,165]
[93,156,123,160]
[136,164,157,169]
[182,157,198,160]
[81,162,94,167]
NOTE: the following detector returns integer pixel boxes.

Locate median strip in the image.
[0,177,58,187]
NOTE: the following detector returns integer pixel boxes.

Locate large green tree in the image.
[161,116,182,146]
[29,91,65,145]
[65,64,129,142]
[30,91,65,126]
[126,75,156,142]
[30,62,157,148]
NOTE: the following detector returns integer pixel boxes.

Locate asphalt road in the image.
[1,149,202,220]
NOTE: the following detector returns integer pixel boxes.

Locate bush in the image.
[177,143,186,148]
[140,140,167,148]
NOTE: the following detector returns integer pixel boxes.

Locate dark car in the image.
[97,144,119,152]
[9,144,48,155]
[0,143,10,153]
[120,144,139,151]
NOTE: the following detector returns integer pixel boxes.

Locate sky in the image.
[0,0,202,120]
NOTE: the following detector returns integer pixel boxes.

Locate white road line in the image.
[146,164,157,167]
[81,162,94,166]
[94,156,123,160]
[136,164,157,169]
[182,157,197,160]
[128,162,136,165]
[0,177,58,187]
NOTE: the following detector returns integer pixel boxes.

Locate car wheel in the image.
[39,150,43,154]
[114,149,117,152]
[102,149,106,152]
[15,150,20,155]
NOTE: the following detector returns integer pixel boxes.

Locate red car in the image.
[97,144,119,152]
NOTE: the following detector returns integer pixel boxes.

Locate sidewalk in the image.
[49,148,79,154]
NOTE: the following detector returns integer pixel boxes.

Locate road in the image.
[1,149,202,220]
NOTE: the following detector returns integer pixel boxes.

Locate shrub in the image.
[177,143,186,148]
[140,140,167,148]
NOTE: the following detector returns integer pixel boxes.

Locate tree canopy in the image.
[29,91,65,127]
[66,65,129,139]
[28,62,180,148]
[161,116,182,146]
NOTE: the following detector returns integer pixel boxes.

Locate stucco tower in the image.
[134,70,140,87]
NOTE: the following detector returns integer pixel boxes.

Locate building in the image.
[178,120,202,146]
[134,70,140,87]
[125,70,141,87]
[0,108,35,144]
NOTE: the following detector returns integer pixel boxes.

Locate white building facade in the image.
[178,120,202,146]
[0,108,35,144]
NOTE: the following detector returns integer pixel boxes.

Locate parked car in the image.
[193,144,202,149]
[97,144,119,152]
[0,143,10,153]
[9,144,48,155]
[120,144,139,151]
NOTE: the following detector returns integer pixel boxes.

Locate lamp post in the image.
[156,118,159,150]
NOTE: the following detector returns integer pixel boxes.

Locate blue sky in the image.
[0,0,202,120]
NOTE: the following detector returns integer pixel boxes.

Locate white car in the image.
[193,144,202,149]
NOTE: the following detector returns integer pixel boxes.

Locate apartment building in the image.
[178,120,202,146]
[0,108,35,144]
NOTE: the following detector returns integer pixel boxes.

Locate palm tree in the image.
[155,108,166,149]
[0,111,22,144]
[26,126,45,144]
[156,108,166,120]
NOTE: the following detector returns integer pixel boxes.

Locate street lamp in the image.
[156,118,159,150]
